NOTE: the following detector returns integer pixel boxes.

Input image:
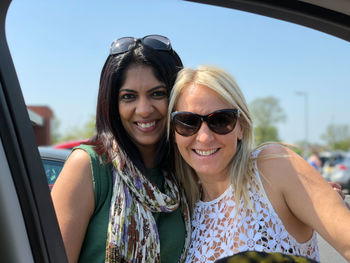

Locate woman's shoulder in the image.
[52,146,94,204]
[74,144,97,156]
[73,144,110,166]
[65,145,111,181]
[255,143,289,156]
[254,143,302,181]
[254,143,301,162]
[66,147,91,168]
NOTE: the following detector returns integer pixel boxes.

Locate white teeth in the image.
[137,121,156,128]
[195,149,218,156]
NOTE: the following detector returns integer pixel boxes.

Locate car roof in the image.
[38,146,70,161]
[319,151,345,158]
[53,139,88,150]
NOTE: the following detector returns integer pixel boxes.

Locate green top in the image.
[77,145,185,263]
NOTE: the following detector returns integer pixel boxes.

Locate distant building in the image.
[28,106,53,146]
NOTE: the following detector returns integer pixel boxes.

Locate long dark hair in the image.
[91,41,183,173]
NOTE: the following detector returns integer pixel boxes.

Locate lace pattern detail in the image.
[185,158,319,263]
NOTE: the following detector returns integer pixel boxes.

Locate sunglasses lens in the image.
[110,35,172,55]
[172,109,239,136]
[208,111,237,134]
[142,35,171,51]
[110,37,135,55]
[173,113,201,136]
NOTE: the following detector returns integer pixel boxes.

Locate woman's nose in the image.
[135,97,153,117]
[195,122,214,143]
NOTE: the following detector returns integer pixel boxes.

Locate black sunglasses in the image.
[110,34,172,55]
[171,109,240,137]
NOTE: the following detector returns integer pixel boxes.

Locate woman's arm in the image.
[51,149,95,263]
[258,145,350,261]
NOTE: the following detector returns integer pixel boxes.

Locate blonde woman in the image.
[167,65,350,263]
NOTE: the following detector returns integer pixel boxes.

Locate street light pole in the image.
[296,91,308,158]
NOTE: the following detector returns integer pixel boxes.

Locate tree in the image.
[60,115,96,142]
[321,124,350,151]
[51,116,62,144]
[249,96,286,145]
[254,126,279,145]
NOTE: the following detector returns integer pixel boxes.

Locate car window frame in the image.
[186,0,350,42]
[0,0,67,262]
[1,0,349,262]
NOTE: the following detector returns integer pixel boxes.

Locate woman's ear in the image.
[237,122,243,140]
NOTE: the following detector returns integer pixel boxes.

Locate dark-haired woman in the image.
[51,35,190,263]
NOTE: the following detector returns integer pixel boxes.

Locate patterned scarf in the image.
[105,142,191,263]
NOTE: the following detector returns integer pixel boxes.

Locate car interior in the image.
[1,0,349,262]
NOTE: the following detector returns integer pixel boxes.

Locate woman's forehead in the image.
[176,83,232,112]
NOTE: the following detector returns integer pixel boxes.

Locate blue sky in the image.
[6,0,350,145]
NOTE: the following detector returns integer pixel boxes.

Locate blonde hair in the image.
[167,65,258,211]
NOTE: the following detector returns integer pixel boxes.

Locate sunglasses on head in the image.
[110,34,172,55]
[171,109,240,137]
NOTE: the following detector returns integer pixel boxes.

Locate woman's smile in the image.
[193,148,220,156]
[135,120,157,131]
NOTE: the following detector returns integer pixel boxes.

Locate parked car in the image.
[53,139,89,150]
[39,147,70,191]
[326,153,350,191]
[320,151,345,179]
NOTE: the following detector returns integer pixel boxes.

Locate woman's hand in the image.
[328,182,345,200]
[328,182,350,209]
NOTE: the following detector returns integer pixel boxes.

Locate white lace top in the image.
[185,155,319,263]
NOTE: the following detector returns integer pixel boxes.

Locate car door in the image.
[0,0,67,262]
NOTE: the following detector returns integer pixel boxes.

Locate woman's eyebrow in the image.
[148,85,167,92]
[119,88,137,93]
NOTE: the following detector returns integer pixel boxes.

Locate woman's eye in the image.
[120,94,135,101]
[151,90,167,98]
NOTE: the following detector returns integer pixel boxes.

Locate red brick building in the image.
[28,106,53,146]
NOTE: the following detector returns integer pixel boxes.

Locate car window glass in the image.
[41,159,64,190]
[5,1,350,152]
